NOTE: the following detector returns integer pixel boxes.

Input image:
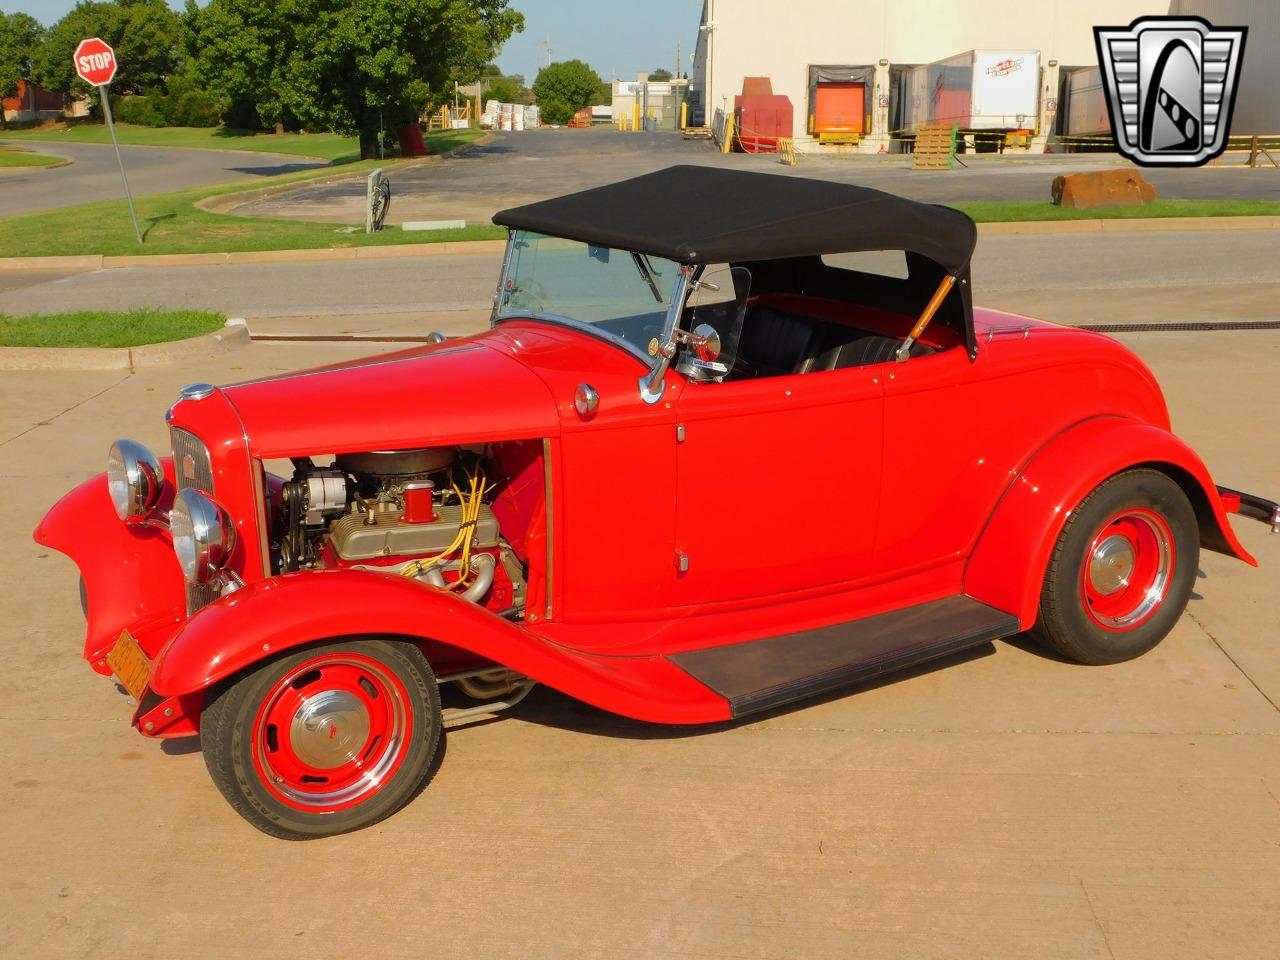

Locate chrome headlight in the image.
[171,489,236,584]
[107,439,164,524]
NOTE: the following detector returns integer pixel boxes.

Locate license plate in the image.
[106,630,152,701]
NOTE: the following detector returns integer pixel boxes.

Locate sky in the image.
[5,0,701,81]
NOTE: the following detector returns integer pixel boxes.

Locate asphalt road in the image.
[1,229,1276,332]
[2,327,1277,959]
[0,139,328,217]
[234,128,1280,227]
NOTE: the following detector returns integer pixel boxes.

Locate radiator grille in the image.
[170,426,222,615]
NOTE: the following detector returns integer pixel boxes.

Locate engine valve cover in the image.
[329,503,500,561]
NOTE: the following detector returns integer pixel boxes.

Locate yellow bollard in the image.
[680,101,688,130]
[721,113,735,153]
[632,102,640,133]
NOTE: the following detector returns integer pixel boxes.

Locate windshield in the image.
[496,231,682,361]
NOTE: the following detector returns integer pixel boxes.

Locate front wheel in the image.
[201,638,441,839]
[1031,469,1199,665]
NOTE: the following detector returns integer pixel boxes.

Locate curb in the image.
[0,318,249,372]
[196,156,432,216]
[196,134,492,217]
[1,214,1276,274]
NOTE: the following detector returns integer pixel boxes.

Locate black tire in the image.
[201,638,441,840]
[1030,469,1198,665]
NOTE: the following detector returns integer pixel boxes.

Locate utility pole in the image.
[676,41,681,79]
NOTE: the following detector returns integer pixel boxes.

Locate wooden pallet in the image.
[912,123,957,170]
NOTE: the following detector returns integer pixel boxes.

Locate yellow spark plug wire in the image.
[400,464,487,585]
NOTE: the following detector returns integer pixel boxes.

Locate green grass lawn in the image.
[0,144,505,259]
[0,146,62,167]
[955,198,1280,222]
[1,123,484,165]
[0,308,226,347]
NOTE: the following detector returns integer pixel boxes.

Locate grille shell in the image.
[170,426,222,615]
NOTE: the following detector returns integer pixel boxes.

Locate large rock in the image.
[1051,169,1158,209]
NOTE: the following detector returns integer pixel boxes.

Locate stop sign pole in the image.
[73,38,142,244]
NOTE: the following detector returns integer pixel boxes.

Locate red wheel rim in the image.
[251,652,413,813]
[1080,507,1175,632]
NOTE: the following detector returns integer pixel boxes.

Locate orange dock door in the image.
[814,82,865,134]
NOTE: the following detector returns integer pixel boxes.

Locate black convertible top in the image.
[492,165,977,275]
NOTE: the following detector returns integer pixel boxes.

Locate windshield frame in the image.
[489,230,692,370]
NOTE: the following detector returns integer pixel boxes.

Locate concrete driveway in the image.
[1,316,1278,958]
[0,139,329,217]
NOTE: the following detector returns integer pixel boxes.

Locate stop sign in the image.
[73,37,118,87]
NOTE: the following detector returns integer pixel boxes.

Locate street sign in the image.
[73,37,118,87]
[71,38,141,244]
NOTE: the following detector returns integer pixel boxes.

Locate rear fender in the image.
[33,464,185,673]
[149,569,730,725]
[965,417,1256,630]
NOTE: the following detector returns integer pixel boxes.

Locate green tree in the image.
[649,67,672,82]
[185,0,298,132]
[191,0,523,157]
[0,12,45,129]
[532,59,603,116]
[33,0,183,103]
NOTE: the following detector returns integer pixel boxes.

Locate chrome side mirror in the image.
[690,323,721,362]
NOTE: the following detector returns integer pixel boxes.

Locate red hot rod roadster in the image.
[36,166,1277,838]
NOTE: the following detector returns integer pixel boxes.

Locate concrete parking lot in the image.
[227,127,1280,228]
[1,307,1277,957]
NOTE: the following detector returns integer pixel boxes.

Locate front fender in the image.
[149,570,730,725]
[965,417,1256,630]
[34,464,185,672]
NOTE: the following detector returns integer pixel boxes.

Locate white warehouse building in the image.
[691,0,1273,153]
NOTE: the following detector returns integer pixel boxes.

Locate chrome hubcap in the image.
[1088,534,1136,596]
[289,690,371,770]
[1081,509,1175,630]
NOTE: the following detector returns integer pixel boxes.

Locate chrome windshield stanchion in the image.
[639,264,695,405]
[489,231,517,327]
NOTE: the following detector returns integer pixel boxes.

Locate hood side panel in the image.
[220,338,562,459]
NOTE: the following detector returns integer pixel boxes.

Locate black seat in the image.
[810,331,936,370]
[732,306,820,378]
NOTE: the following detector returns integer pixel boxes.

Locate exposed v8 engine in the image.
[275,447,522,613]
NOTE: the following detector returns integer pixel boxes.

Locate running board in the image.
[668,596,1019,718]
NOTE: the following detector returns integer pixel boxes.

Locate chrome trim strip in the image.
[490,230,516,326]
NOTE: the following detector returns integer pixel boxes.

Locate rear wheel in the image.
[1031,469,1198,665]
[201,638,440,839]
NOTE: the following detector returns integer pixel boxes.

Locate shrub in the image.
[113,95,165,127]
[538,99,574,125]
[166,90,222,127]
[156,71,225,127]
